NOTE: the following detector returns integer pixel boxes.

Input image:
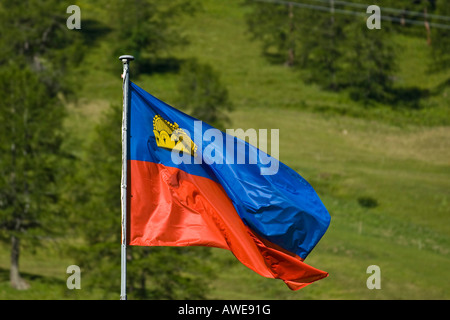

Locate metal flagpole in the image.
[119,55,134,300]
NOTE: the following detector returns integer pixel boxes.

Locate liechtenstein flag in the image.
[127,82,331,290]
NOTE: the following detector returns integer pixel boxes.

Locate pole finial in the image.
[119,55,135,63]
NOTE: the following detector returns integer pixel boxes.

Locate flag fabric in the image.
[127,82,331,290]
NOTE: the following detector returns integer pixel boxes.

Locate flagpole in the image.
[119,54,134,300]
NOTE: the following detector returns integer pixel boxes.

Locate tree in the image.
[244,0,398,102]
[244,0,298,66]
[244,0,348,74]
[431,1,450,70]
[177,59,233,131]
[382,0,437,41]
[0,1,84,95]
[107,0,198,75]
[0,1,85,289]
[337,12,397,102]
[0,64,68,290]
[294,2,350,91]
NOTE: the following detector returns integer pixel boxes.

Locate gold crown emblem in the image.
[153,115,197,157]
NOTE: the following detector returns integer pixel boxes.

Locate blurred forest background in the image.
[0,0,448,299]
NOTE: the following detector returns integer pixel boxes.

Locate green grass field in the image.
[0,0,448,299]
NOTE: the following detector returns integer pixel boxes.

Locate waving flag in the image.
[127,82,330,290]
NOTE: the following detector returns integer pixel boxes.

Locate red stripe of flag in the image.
[129,160,328,289]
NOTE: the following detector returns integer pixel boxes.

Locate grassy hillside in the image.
[0,0,448,299]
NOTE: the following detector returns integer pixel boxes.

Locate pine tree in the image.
[107,0,198,75]
[244,0,398,102]
[0,63,67,290]
[338,19,397,102]
[0,1,85,289]
[431,0,450,70]
[244,0,298,66]
[177,59,233,131]
[295,2,351,91]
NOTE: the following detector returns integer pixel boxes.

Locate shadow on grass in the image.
[140,57,185,75]
[0,267,65,287]
[80,19,113,47]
